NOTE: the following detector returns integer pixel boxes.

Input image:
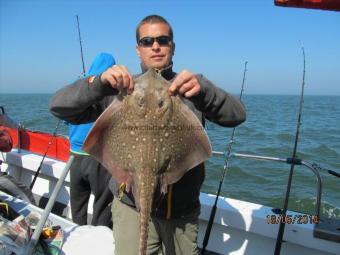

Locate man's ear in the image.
[136,45,141,58]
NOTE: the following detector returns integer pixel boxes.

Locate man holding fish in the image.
[50,15,246,255]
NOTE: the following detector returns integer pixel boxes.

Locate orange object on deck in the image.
[0,126,13,152]
[4,127,70,162]
[275,0,340,11]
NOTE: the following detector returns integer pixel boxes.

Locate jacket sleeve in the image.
[191,74,246,127]
[49,76,118,124]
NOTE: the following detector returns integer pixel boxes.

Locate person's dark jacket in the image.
[49,67,246,219]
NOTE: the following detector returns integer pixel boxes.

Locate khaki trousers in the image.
[111,198,200,255]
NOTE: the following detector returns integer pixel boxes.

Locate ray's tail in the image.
[138,172,157,255]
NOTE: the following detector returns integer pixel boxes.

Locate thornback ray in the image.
[83,68,212,255]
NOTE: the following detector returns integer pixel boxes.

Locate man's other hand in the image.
[100,65,134,94]
[169,70,201,98]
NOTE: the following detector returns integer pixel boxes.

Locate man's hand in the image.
[168,70,201,98]
[100,65,134,94]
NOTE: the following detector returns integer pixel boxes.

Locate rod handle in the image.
[202,204,217,254]
[328,169,340,178]
[286,157,302,165]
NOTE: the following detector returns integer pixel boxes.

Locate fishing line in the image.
[29,119,61,190]
[274,43,306,255]
[76,15,86,77]
[201,61,248,254]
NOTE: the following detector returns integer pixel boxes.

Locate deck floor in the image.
[198,249,221,255]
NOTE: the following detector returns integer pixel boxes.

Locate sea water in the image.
[0,94,339,218]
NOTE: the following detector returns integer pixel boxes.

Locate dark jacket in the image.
[49,67,246,219]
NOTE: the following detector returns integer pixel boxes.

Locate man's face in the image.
[136,22,174,70]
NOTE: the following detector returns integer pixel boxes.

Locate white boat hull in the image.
[1,149,339,255]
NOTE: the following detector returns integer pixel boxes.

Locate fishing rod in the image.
[274,44,306,255]
[76,15,86,77]
[30,15,86,190]
[24,155,75,255]
[29,120,61,190]
[201,61,248,254]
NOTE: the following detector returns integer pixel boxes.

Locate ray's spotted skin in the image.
[83,69,212,255]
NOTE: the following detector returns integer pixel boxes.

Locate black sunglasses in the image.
[138,36,172,47]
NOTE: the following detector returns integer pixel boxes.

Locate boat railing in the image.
[22,155,75,255]
[212,150,340,243]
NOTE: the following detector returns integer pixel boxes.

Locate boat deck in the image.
[1,150,340,254]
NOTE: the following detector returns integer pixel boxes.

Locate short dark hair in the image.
[136,15,173,43]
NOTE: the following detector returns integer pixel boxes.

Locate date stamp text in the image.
[266,214,319,224]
